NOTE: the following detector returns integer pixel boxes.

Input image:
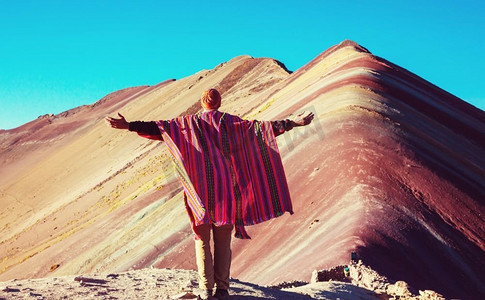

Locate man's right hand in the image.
[106,113,129,130]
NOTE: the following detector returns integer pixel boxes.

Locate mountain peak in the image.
[335,39,371,53]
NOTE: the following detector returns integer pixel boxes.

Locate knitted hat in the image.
[201,89,221,109]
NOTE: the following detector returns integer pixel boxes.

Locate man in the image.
[106,89,314,299]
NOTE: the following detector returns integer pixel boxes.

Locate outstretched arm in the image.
[105,113,163,140]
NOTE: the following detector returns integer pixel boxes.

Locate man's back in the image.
[156,110,293,239]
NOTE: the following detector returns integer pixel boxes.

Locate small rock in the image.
[2,286,20,292]
[387,281,411,296]
[50,264,60,272]
[171,292,198,299]
[310,266,347,283]
[29,291,43,297]
[186,280,198,287]
[419,289,445,300]
[74,276,109,285]
[310,270,319,284]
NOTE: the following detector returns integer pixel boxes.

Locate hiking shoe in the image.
[198,289,216,300]
[214,289,230,300]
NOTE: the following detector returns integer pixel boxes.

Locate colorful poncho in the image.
[156,110,293,239]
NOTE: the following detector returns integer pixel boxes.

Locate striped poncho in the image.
[156,110,293,239]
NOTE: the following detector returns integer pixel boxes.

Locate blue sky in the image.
[1,0,484,129]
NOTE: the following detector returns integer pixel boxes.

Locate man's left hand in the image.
[292,111,314,127]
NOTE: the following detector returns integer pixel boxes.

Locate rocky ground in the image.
[0,263,444,299]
